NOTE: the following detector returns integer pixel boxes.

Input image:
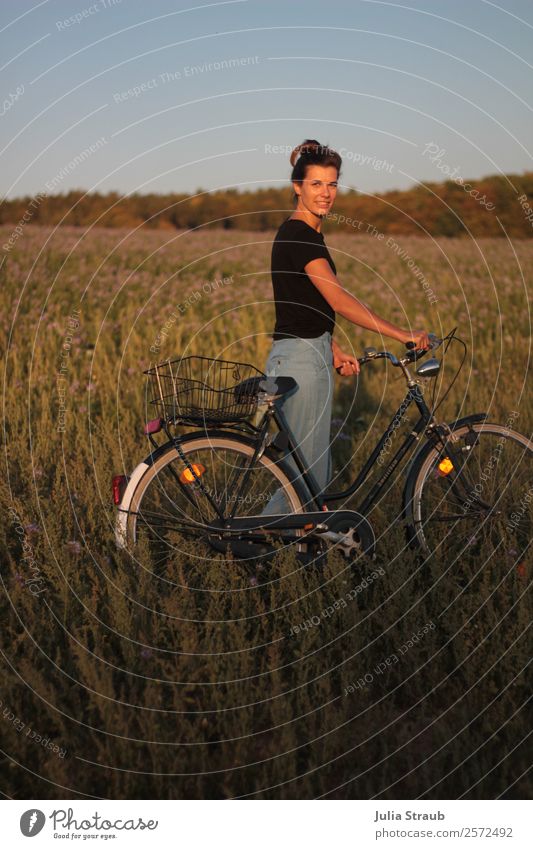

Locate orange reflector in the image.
[179,463,206,484]
[437,457,454,476]
[304,523,314,530]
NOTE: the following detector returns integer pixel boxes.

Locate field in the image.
[1,222,531,799]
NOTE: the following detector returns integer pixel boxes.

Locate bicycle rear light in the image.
[144,417,163,435]
[112,474,128,504]
[179,463,206,484]
[437,457,454,476]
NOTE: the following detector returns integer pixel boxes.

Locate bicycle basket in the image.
[144,356,266,423]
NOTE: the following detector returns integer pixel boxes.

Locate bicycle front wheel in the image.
[125,434,307,566]
[410,423,533,561]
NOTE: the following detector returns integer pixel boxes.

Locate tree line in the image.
[1,172,532,237]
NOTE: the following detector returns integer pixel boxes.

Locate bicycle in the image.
[114,330,532,569]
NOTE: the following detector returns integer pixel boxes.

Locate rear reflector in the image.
[112,475,128,505]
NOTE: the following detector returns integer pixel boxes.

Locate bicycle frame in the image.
[271,382,435,513]
[152,372,486,548]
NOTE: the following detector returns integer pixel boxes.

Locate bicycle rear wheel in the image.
[410,423,532,561]
[125,434,307,567]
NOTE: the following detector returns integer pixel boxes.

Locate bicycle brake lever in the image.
[406,333,441,352]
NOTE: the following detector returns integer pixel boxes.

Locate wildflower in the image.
[24,523,41,535]
[140,648,152,659]
[249,576,258,587]
[66,540,81,554]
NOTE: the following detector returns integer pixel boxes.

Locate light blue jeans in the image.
[260,330,334,514]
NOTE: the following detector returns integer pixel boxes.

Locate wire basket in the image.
[144,355,266,423]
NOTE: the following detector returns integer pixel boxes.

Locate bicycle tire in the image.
[125,434,307,565]
[410,422,533,560]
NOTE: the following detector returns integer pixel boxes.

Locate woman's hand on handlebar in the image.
[401,329,432,351]
[332,338,360,376]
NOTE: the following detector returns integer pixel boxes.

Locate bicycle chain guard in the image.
[209,509,376,560]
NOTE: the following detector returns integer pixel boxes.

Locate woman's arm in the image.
[304,257,430,347]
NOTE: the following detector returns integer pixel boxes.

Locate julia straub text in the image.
[374,810,445,822]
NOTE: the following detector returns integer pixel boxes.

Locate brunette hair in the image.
[290,139,342,201]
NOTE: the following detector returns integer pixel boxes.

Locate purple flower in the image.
[24,523,41,535]
[249,576,258,587]
[140,648,152,659]
[66,540,82,554]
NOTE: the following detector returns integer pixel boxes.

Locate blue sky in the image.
[1,0,533,199]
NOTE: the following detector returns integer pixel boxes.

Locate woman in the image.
[262,139,430,514]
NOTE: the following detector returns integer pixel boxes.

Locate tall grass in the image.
[1,224,531,798]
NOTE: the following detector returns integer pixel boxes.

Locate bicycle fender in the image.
[115,459,150,548]
[138,430,254,468]
[401,412,488,526]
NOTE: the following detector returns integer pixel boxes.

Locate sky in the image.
[1,0,533,200]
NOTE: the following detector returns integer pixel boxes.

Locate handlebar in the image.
[335,332,442,374]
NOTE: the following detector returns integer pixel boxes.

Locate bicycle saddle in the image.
[258,376,297,400]
[233,376,297,402]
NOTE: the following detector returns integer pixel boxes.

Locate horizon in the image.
[3,167,532,203]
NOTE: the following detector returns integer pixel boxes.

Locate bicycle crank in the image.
[314,512,376,560]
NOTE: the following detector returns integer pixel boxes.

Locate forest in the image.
[1,171,532,237]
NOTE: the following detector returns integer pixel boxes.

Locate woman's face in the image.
[293,165,338,217]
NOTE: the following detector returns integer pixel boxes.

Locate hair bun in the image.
[290,139,321,167]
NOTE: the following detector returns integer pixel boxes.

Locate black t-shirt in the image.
[271,218,337,340]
